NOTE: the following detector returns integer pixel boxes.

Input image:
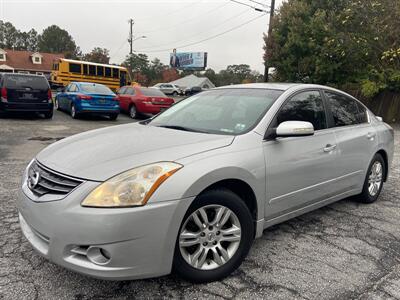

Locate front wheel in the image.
[173,189,254,283]
[70,104,79,119]
[54,98,60,110]
[357,153,385,204]
[109,113,118,120]
[172,91,178,96]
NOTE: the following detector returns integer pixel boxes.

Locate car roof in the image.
[1,73,45,78]
[71,82,105,86]
[214,82,344,92]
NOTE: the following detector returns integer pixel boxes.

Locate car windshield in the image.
[80,84,113,94]
[141,88,167,97]
[4,75,49,90]
[149,88,283,135]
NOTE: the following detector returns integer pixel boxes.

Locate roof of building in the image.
[170,74,215,88]
[0,49,64,72]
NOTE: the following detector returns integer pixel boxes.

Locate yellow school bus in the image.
[50,58,130,90]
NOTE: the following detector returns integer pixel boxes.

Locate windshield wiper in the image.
[157,125,207,133]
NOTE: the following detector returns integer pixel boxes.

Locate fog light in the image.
[86,246,111,265]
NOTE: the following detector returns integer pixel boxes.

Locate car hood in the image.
[36,123,234,181]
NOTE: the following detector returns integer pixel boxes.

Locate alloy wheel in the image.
[130,106,137,119]
[368,161,383,196]
[179,204,241,270]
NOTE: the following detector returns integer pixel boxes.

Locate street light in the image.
[133,36,147,42]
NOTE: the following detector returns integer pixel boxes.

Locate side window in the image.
[65,84,72,92]
[277,90,327,130]
[69,84,77,92]
[325,92,359,126]
[356,101,368,123]
[69,63,81,73]
[118,87,127,94]
[126,87,135,95]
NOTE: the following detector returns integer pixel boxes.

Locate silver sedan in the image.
[18,83,394,283]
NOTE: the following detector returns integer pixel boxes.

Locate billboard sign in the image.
[170,50,207,70]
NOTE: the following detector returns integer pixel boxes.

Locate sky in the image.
[0,0,283,73]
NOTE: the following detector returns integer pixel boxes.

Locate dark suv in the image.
[0,73,53,118]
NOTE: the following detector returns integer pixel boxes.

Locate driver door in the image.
[263,90,341,219]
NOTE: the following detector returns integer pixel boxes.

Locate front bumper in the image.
[17,182,193,280]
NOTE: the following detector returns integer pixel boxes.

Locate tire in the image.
[129,105,137,119]
[43,110,53,119]
[109,113,118,120]
[70,104,79,119]
[54,98,60,110]
[356,153,385,204]
[173,189,254,283]
[172,91,178,96]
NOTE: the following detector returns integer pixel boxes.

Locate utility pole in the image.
[264,0,275,82]
[128,19,134,55]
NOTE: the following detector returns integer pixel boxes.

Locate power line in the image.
[229,0,268,12]
[136,2,230,35]
[247,0,269,8]
[137,8,250,51]
[134,13,267,53]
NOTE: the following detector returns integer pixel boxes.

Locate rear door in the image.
[323,90,378,192]
[4,75,49,104]
[264,90,341,218]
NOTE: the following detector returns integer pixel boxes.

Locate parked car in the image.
[153,83,182,96]
[18,83,393,283]
[117,85,174,119]
[0,73,53,118]
[184,86,203,96]
[55,82,119,120]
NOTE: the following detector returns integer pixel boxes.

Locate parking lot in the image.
[0,111,399,300]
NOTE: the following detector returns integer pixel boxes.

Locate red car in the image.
[116,86,174,119]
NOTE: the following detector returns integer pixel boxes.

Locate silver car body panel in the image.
[18,83,394,280]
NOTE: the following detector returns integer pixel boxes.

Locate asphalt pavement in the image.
[0,110,399,300]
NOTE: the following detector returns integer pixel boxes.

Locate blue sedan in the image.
[55,82,120,120]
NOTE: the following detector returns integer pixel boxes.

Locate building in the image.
[0,49,64,78]
[170,74,215,90]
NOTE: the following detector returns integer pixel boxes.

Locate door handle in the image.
[324,144,337,152]
[366,132,376,140]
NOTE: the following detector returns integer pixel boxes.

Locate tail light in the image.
[47,89,52,103]
[142,97,152,104]
[77,94,92,100]
[1,87,7,102]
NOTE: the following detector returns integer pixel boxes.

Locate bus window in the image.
[83,64,88,75]
[97,66,104,77]
[112,68,119,78]
[105,67,111,77]
[69,63,81,73]
[120,71,127,87]
[89,65,96,76]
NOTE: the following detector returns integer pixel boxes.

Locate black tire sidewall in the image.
[173,189,254,283]
[360,153,385,203]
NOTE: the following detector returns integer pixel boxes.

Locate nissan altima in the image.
[17,83,394,283]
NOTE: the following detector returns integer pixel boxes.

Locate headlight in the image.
[81,162,182,208]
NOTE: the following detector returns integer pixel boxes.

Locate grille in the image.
[27,161,83,196]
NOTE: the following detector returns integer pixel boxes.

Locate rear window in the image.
[140,88,167,97]
[4,75,49,90]
[80,84,113,95]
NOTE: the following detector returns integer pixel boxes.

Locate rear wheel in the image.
[43,110,53,119]
[172,91,178,96]
[173,189,254,283]
[357,153,385,203]
[129,105,137,119]
[109,113,118,120]
[71,104,79,119]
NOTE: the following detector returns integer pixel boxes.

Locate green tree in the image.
[83,47,110,64]
[0,21,19,49]
[122,53,150,85]
[264,0,400,95]
[38,25,79,58]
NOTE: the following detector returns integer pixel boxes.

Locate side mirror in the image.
[276,121,314,137]
[376,116,383,122]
